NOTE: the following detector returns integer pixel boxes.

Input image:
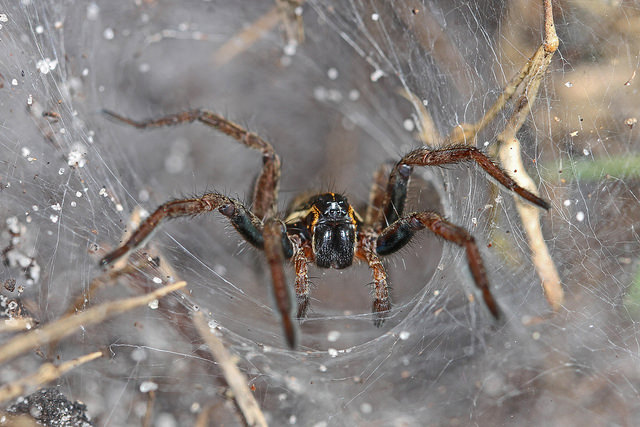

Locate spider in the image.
[99,109,550,348]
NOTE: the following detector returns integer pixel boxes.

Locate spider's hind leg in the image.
[376,211,501,319]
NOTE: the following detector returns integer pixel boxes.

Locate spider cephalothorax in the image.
[100,109,549,348]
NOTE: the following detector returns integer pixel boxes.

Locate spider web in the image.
[1,0,640,425]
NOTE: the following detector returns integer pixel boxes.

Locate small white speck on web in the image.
[583,148,590,156]
[36,58,58,74]
[148,299,159,309]
[152,277,162,284]
[75,191,82,197]
[313,86,327,101]
[103,27,114,40]
[35,25,43,34]
[139,381,158,393]
[51,203,61,211]
[576,211,585,222]
[138,63,150,73]
[49,214,58,224]
[283,41,297,56]
[328,348,338,357]
[371,13,379,21]
[0,14,8,22]
[68,144,87,168]
[318,364,327,372]
[213,264,227,275]
[21,147,30,157]
[360,402,373,414]
[327,67,338,80]
[207,319,219,330]
[27,94,32,105]
[58,168,65,175]
[370,69,384,82]
[11,78,18,86]
[327,330,340,342]
[563,199,571,207]
[130,347,147,362]
[399,331,410,340]
[86,3,99,20]
[564,81,573,88]
[403,118,415,132]
[288,415,297,425]
[348,89,360,101]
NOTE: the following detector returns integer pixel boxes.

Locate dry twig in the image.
[192,312,268,427]
[0,352,103,404]
[0,281,186,364]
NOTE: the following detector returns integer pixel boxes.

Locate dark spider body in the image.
[285,193,360,269]
[99,109,550,348]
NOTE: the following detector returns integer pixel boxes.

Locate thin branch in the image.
[0,281,186,365]
[0,351,103,403]
[192,312,268,427]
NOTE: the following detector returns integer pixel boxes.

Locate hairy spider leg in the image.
[263,218,297,348]
[376,211,500,319]
[356,230,392,326]
[364,161,393,228]
[103,109,281,219]
[376,145,550,230]
[290,236,313,320]
[99,193,264,266]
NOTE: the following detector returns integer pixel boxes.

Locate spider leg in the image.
[103,109,280,219]
[364,161,393,228]
[376,211,500,319]
[263,218,296,348]
[377,145,550,229]
[357,230,392,326]
[99,193,263,267]
[290,236,313,320]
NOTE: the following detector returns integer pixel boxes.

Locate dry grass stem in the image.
[493,0,563,309]
[0,351,103,404]
[398,88,442,146]
[0,318,36,333]
[214,6,281,66]
[0,281,186,365]
[498,137,563,309]
[192,312,268,427]
[142,390,156,427]
[0,412,40,427]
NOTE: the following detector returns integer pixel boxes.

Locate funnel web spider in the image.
[99,109,549,348]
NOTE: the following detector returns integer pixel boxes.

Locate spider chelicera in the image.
[99,109,550,348]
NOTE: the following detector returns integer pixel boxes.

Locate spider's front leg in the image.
[263,218,296,348]
[99,193,264,266]
[103,109,280,219]
[290,235,313,321]
[377,211,500,319]
[373,145,550,231]
[356,229,392,326]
